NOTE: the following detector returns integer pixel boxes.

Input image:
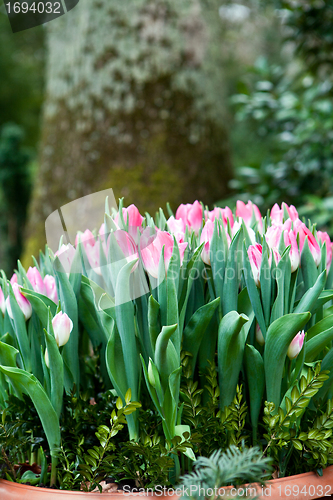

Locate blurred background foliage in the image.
[0,9,44,272]
[0,0,332,273]
[224,0,333,234]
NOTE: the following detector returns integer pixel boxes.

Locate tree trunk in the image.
[24,0,233,261]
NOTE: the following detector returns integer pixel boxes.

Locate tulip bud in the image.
[10,274,18,285]
[55,244,76,274]
[293,219,321,266]
[27,267,46,295]
[200,220,214,266]
[317,231,333,272]
[176,201,203,235]
[236,200,263,232]
[248,244,263,287]
[287,331,305,360]
[45,348,50,368]
[52,311,73,347]
[44,275,58,304]
[6,283,32,321]
[140,228,187,279]
[256,324,265,345]
[148,359,157,388]
[0,287,5,315]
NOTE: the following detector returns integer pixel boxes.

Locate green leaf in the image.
[313,349,333,404]
[244,344,264,439]
[0,341,18,368]
[54,257,79,391]
[182,298,220,374]
[105,321,128,400]
[270,248,291,323]
[166,250,180,353]
[264,312,311,410]
[80,277,111,344]
[174,425,195,460]
[115,260,140,403]
[306,314,333,341]
[179,243,204,327]
[293,271,326,315]
[18,470,40,485]
[155,324,179,390]
[301,236,319,290]
[218,311,249,409]
[44,326,64,419]
[210,220,227,316]
[0,366,60,455]
[305,324,333,362]
[20,288,57,327]
[8,284,31,372]
[140,355,164,420]
[292,439,303,451]
[260,240,271,326]
[125,388,131,404]
[243,241,266,338]
[148,295,160,353]
[222,230,241,315]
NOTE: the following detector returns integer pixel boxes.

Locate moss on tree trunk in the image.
[24,0,233,263]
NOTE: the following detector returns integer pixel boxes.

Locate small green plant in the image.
[179,445,273,500]
[262,364,331,476]
[82,391,140,491]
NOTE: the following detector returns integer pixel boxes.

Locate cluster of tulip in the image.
[0,197,332,484]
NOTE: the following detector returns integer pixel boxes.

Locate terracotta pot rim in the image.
[0,465,333,498]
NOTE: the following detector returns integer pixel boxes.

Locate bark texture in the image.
[24,0,233,261]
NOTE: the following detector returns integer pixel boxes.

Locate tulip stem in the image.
[50,455,58,487]
[287,358,292,386]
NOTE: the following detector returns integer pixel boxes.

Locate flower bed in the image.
[0,199,333,491]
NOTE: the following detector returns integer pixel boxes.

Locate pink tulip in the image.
[265,223,283,250]
[85,242,101,275]
[293,219,321,266]
[111,230,139,271]
[208,206,234,229]
[27,267,46,295]
[140,229,187,279]
[317,231,333,271]
[114,205,144,242]
[10,274,18,285]
[55,244,77,273]
[6,283,32,321]
[200,220,214,266]
[0,287,5,315]
[52,311,73,347]
[266,221,299,272]
[287,331,305,359]
[74,229,95,248]
[167,216,186,242]
[200,219,230,266]
[75,230,101,275]
[44,275,58,303]
[270,203,298,224]
[236,200,263,232]
[115,204,144,228]
[248,243,263,287]
[284,229,300,273]
[175,200,203,235]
